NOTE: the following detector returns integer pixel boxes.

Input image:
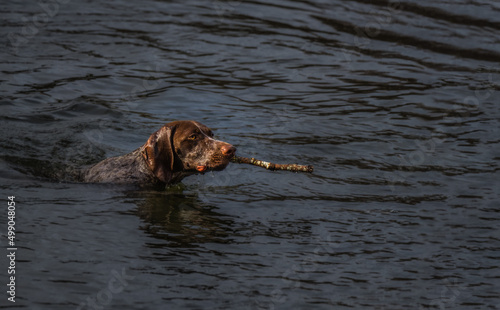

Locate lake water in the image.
[1,0,499,309]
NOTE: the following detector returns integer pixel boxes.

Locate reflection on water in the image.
[1,0,499,309]
[134,188,235,246]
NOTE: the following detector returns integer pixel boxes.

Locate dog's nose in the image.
[221,144,236,157]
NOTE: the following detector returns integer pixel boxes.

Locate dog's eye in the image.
[188,134,198,140]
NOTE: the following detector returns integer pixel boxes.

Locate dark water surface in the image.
[1,0,499,309]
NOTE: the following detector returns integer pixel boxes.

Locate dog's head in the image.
[141,120,236,183]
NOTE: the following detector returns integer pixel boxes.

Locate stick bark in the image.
[231,156,313,173]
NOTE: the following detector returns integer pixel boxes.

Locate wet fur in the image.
[81,121,235,186]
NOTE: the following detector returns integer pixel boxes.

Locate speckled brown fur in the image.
[82,120,236,186]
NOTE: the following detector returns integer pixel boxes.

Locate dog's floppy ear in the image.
[142,124,176,183]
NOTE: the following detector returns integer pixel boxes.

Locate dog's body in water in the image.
[82,120,236,186]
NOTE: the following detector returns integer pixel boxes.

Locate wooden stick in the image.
[231,155,313,173]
